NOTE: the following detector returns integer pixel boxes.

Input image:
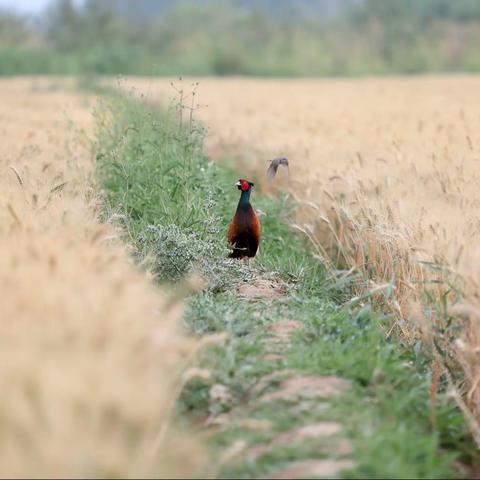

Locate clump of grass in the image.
[137,223,251,292]
[138,224,213,282]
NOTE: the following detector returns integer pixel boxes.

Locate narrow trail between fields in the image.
[204,277,355,479]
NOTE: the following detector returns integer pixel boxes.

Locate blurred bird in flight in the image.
[266,157,289,181]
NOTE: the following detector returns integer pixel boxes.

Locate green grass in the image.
[94,90,474,478]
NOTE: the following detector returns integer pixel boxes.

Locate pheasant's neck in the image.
[237,189,252,209]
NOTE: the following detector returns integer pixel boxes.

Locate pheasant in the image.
[228,179,261,259]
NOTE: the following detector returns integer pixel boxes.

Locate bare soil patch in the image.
[259,376,351,403]
[265,319,302,345]
[236,278,286,300]
[265,459,355,479]
[248,422,345,460]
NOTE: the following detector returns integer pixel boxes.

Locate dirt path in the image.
[256,318,354,479]
[0,78,201,478]
[199,279,355,479]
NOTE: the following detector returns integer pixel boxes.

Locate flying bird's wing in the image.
[266,157,289,181]
[266,162,278,181]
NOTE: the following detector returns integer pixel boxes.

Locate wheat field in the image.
[7,73,478,475]
[0,78,202,477]
[125,75,480,439]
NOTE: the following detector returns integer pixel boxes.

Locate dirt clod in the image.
[266,319,302,343]
[247,370,298,400]
[259,375,350,403]
[237,418,273,431]
[237,279,286,300]
[248,422,344,460]
[262,353,284,361]
[265,459,355,479]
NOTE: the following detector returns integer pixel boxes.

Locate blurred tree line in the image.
[1,0,480,75]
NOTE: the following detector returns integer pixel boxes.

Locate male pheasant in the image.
[227,179,261,259]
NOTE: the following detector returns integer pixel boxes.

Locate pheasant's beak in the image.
[235,181,241,187]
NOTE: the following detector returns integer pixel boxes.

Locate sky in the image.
[0,0,49,13]
[0,0,83,14]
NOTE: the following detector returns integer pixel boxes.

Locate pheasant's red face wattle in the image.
[239,179,249,191]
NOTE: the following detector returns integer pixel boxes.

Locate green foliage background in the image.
[1,0,480,76]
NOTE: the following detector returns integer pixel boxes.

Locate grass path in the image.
[183,264,464,479]
[191,276,355,479]
[95,91,472,478]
